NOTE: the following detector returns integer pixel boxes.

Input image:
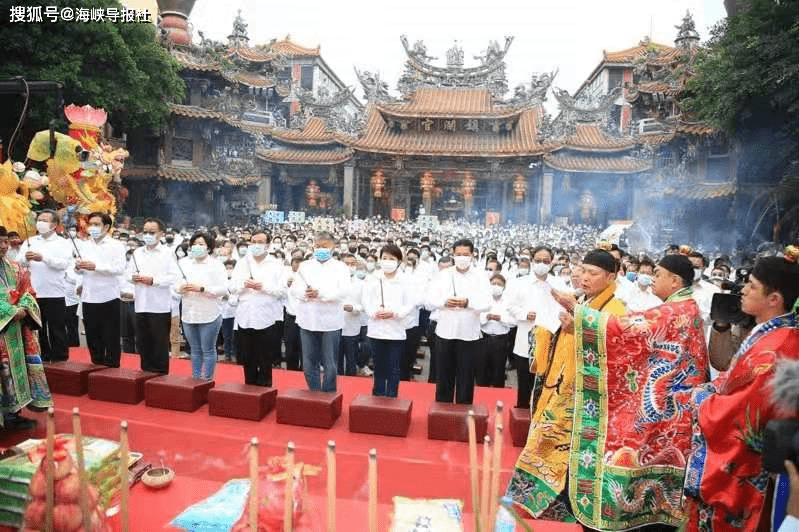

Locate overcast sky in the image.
[190,0,726,110]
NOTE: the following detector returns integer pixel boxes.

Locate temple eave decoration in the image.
[544,154,652,174]
[255,147,354,165]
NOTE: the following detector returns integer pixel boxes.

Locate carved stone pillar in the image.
[539,171,553,223]
[343,163,354,217]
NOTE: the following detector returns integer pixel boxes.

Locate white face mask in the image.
[490,285,504,297]
[36,221,52,235]
[532,263,550,277]
[380,259,398,273]
[249,244,267,257]
[366,262,376,272]
[190,245,207,259]
[142,234,157,246]
[454,256,472,270]
[87,226,103,240]
[694,269,703,283]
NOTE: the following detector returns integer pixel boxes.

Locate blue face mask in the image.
[314,247,331,262]
[637,273,653,287]
[626,271,638,282]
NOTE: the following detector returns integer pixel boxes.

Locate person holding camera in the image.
[683,251,799,532]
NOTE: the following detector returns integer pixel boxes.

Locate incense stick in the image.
[45,407,54,532]
[327,441,336,532]
[72,408,91,532]
[368,449,377,532]
[489,424,504,526]
[284,442,295,532]
[467,410,480,532]
[489,401,505,525]
[119,421,129,532]
[249,438,259,531]
[480,435,491,532]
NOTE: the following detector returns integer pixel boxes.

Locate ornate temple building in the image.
[124,4,733,238]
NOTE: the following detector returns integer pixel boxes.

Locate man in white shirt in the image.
[18,210,73,362]
[127,218,178,374]
[289,231,351,392]
[76,212,126,367]
[506,245,563,409]
[477,273,515,387]
[230,230,286,387]
[689,251,721,335]
[623,259,663,312]
[430,238,492,404]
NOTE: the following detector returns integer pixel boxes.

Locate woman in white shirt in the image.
[175,232,228,380]
[362,244,414,397]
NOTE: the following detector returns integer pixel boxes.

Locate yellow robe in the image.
[507,282,626,520]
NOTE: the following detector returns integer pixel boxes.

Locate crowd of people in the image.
[0,210,797,532]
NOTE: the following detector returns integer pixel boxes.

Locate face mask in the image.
[349,266,357,276]
[273,242,282,249]
[165,236,174,244]
[638,273,653,287]
[36,221,52,235]
[285,242,295,250]
[314,248,331,262]
[354,270,366,280]
[142,234,157,246]
[69,230,77,238]
[454,256,472,270]
[366,262,376,272]
[626,271,638,282]
[421,250,430,259]
[532,263,550,277]
[88,226,103,239]
[249,244,266,257]
[490,285,504,297]
[694,269,703,283]
[190,245,207,259]
[380,259,399,272]
[517,267,529,276]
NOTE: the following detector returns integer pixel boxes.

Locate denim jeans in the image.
[300,329,341,392]
[220,317,236,362]
[371,338,404,397]
[183,316,223,380]
[339,335,359,375]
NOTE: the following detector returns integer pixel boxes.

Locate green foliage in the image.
[0,0,185,135]
[684,0,799,139]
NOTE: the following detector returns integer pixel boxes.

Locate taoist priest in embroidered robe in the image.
[506,249,626,520]
[684,253,799,532]
[0,225,53,430]
[510,252,711,529]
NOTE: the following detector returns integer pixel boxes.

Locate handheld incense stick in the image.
[120,421,129,532]
[451,272,457,297]
[249,438,259,531]
[131,251,140,273]
[284,442,295,532]
[176,259,188,281]
[45,407,55,532]
[467,410,480,532]
[72,408,91,532]
[327,441,336,532]
[480,435,491,532]
[488,401,505,524]
[379,278,384,308]
[489,423,504,525]
[368,449,377,532]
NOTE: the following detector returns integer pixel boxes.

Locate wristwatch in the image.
[712,321,731,332]
[200,286,205,293]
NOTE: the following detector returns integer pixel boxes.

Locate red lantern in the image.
[371,170,385,199]
[461,172,476,201]
[513,173,527,202]
[306,180,320,207]
[420,171,435,201]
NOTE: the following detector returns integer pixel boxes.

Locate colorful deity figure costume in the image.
[26,104,127,216]
[683,311,799,532]
[507,280,626,521]
[0,258,53,426]
[0,162,35,237]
